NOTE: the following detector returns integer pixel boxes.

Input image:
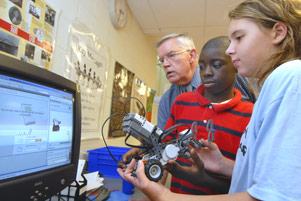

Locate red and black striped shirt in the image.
[164,85,254,195]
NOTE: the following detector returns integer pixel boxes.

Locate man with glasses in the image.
[157,33,256,131]
[122,33,255,157]
[156,33,201,131]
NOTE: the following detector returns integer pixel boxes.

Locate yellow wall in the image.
[50,0,158,156]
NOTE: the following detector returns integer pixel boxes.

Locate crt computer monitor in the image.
[0,54,81,201]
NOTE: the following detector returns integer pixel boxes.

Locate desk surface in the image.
[103,177,145,199]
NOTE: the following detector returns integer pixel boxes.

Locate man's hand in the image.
[164,146,206,186]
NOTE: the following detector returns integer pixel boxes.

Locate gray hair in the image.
[156,33,196,50]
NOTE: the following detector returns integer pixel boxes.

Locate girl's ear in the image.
[272,22,287,45]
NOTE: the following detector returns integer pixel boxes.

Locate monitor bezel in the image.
[0,54,81,201]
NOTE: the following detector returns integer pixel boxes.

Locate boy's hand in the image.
[164,147,206,185]
[119,148,140,169]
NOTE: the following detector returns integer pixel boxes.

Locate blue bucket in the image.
[122,179,135,195]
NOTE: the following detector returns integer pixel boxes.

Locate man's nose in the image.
[162,58,171,68]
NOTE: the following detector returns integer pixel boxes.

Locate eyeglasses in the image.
[158,49,190,67]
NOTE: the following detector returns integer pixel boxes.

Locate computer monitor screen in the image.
[0,54,81,201]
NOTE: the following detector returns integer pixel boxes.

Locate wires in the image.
[123,97,146,117]
[101,112,124,163]
[124,133,152,149]
[101,96,192,163]
[159,123,190,142]
[101,97,147,163]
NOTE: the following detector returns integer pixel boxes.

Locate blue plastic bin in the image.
[87,146,131,178]
[122,179,135,195]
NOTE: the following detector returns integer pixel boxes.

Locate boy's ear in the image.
[272,22,287,45]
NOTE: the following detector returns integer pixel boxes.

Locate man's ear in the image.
[189,49,197,63]
[272,22,287,45]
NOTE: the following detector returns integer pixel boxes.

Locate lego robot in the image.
[121,113,215,182]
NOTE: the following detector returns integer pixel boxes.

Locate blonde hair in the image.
[229,0,301,89]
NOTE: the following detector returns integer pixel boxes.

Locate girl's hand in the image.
[117,159,171,201]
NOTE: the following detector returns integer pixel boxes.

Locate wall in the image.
[50,0,158,156]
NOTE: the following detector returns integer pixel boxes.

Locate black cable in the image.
[123,96,146,117]
[101,97,192,165]
[101,112,124,163]
[159,123,190,142]
[101,109,191,164]
[124,133,151,149]
[101,97,147,163]
[122,97,150,148]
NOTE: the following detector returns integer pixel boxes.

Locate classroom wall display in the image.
[65,20,109,139]
[130,77,148,116]
[0,0,58,70]
[108,64,156,138]
[145,88,156,122]
[130,77,156,122]
[109,62,135,138]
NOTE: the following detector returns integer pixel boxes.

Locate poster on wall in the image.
[146,88,156,122]
[109,62,135,138]
[130,77,148,116]
[130,77,156,122]
[65,20,109,139]
[0,0,59,70]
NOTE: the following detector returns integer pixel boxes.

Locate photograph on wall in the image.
[9,0,23,8]
[109,62,135,138]
[29,1,41,20]
[24,42,35,59]
[130,77,156,122]
[0,0,59,69]
[44,4,55,26]
[130,77,148,116]
[8,6,22,25]
[146,88,156,122]
[66,20,109,139]
[0,30,19,56]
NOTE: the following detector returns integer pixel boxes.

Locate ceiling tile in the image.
[149,0,206,27]
[205,0,243,25]
[127,0,243,46]
[127,0,159,29]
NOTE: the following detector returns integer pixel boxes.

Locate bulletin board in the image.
[108,62,135,138]
[0,0,59,69]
